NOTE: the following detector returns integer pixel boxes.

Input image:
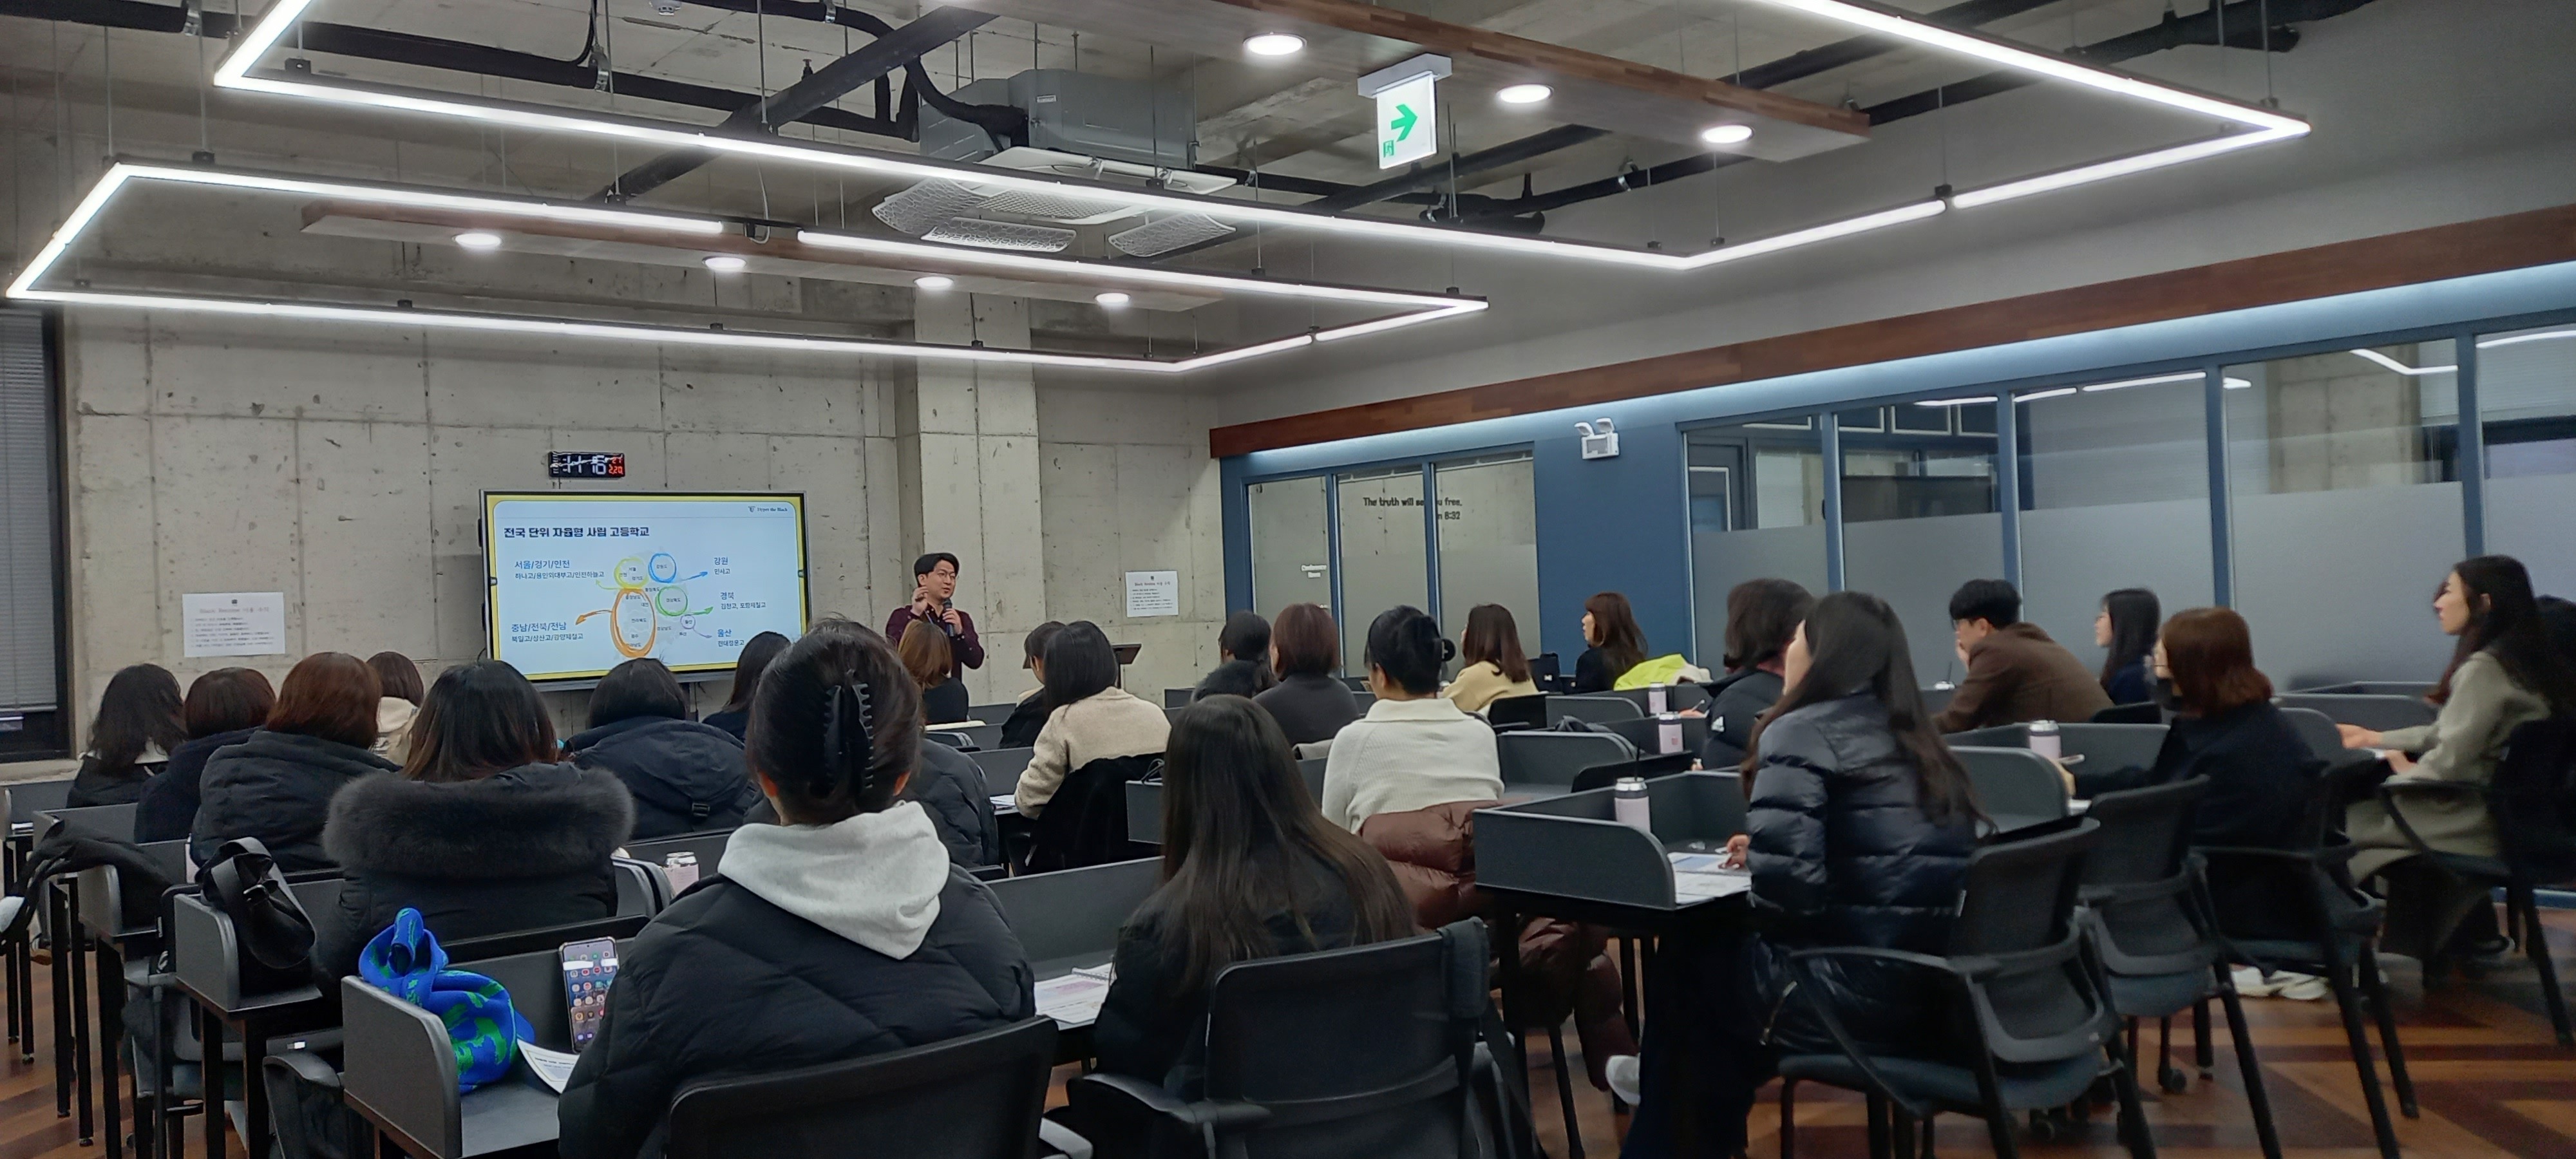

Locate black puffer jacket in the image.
[556,862,1033,1159]
[564,716,759,840]
[912,740,1003,867]
[310,762,634,984]
[69,752,168,808]
[1747,693,1977,1041]
[193,730,401,871]
[1698,668,1785,771]
[138,729,254,843]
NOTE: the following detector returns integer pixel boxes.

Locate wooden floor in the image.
[4,911,2575,1158]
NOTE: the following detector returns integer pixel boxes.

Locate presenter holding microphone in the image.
[885,552,985,670]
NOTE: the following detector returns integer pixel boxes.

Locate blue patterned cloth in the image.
[358,908,533,1092]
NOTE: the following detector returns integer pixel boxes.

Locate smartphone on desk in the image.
[561,938,618,1051]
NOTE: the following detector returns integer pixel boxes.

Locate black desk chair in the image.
[2197,775,2415,1159]
[1066,921,1490,1159]
[2371,715,2576,1045]
[2091,703,2163,725]
[1776,818,2158,1159]
[3,778,74,1062]
[664,1017,1058,1159]
[2077,779,2282,1159]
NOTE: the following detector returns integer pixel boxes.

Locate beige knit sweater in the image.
[1012,686,1171,816]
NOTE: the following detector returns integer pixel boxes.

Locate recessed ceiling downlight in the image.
[914,275,954,290]
[1497,84,1552,106]
[1244,33,1305,57]
[1095,291,1132,308]
[703,254,747,273]
[1700,124,1754,146]
[453,231,501,250]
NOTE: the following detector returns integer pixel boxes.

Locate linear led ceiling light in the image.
[10,164,1486,374]
[2349,348,2458,376]
[211,0,2304,273]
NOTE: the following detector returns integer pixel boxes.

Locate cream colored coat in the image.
[2345,651,2552,880]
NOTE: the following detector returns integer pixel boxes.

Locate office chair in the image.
[1776,819,2159,1159]
[664,1017,1059,1159]
[2077,778,2282,1159]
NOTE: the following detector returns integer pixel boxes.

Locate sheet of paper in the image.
[1123,570,1180,617]
[1036,972,1112,1028]
[1072,963,1117,982]
[1672,872,1754,901]
[518,1041,579,1093]
[182,592,287,658]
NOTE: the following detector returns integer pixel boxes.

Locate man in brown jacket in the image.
[1933,579,2114,733]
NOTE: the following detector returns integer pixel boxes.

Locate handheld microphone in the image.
[939,597,960,639]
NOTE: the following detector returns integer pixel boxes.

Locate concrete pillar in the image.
[894,294,1046,702]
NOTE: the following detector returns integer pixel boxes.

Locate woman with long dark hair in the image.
[311,659,632,982]
[1092,695,1414,1091]
[700,630,790,741]
[2096,588,2161,706]
[1699,578,1814,770]
[558,627,1033,1159]
[1573,592,1647,693]
[193,653,397,868]
[137,668,274,842]
[1616,592,1980,1158]
[2341,556,2576,966]
[69,663,185,806]
[1441,603,1538,713]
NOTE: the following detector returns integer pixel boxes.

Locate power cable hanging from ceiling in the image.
[102,24,113,160]
[2260,0,2277,105]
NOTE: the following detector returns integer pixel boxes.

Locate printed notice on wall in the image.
[1123,570,1180,618]
[182,592,287,658]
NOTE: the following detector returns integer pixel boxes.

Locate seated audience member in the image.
[1441,603,1539,713]
[700,630,789,742]
[1320,607,1501,833]
[558,628,1033,1159]
[139,668,275,842]
[1618,592,1978,1156]
[565,657,757,840]
[2094,589,2161,706]
[367,651,425,763]
[1573,592,1649,694]
[2340,556,2576,965]
[2069,608,2315,845]
[1014,621,1171,818]
[193,653,399,870]
[1931,578,2113,733]
[997,621,1065,749]
[2540,595,2576,669]
[1358,603,1636,1094]
[1092,695,1413,1093]
[312,660,630,983]
[1252,603,1360,746]
[1217,610,1277,692]
[900,619,971,724]
[1699,579,1815,770]
[68,663,185,807]
[1193,659,1268,701]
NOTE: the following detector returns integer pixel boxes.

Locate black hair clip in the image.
[817,680,876,798]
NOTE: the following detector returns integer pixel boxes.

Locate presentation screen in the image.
[482,493,810,683]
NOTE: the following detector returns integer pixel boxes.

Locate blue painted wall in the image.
[1222,259,2576,666]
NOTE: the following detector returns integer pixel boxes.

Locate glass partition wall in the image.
[1685,421,1828,665]
[2225,341,2463,685]
[2477,323,2576,597]
[1333,467,1432,672]
[1435,453,1542,672]
[1841,401,2003,685]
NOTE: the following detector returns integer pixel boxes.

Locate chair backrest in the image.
[2076,778,2214,974]
[1297,757,1329,801]
[611,858,666,916]
[2488,717,2576,881]
[2090,702,2163,724]
[2277,706,2345,762]
[41,802,139,842]
[1166,687,1195,709]
[1496,731,1632,787]
[2289,681,2436,698]
[1199,923,1485,1159]
[1547,695,1643,725]
[969,748,1037,797]
[623,830,735,879]
[73,838,192,941]
[1027,755,1159,872]
[1950,818,2112,1063]
[965,703,1018,726]
[1486,693,1548,730]
[665,1017,1058,1159]
[925,730,973,750]
[1953,747,2067,829]
[2,778,73,831]
[441,914,652,962]
[2274,693,2436,731]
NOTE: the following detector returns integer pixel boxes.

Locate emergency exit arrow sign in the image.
[1361,54,1447,170]
[1389,103,1421,142]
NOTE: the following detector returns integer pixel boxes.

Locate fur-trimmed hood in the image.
[324,762,635,880]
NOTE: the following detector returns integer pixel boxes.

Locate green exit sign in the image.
[1375,71,1439,169]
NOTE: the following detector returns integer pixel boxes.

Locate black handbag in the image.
[195,838,318,994]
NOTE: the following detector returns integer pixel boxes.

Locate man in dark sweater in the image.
[1933,579,2112,733]
[885,552,985,671]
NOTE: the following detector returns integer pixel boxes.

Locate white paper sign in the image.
[182,592,287,657]
[1123,570,1180,618]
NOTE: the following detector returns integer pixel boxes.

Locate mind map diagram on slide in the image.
[574,551,723,659]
